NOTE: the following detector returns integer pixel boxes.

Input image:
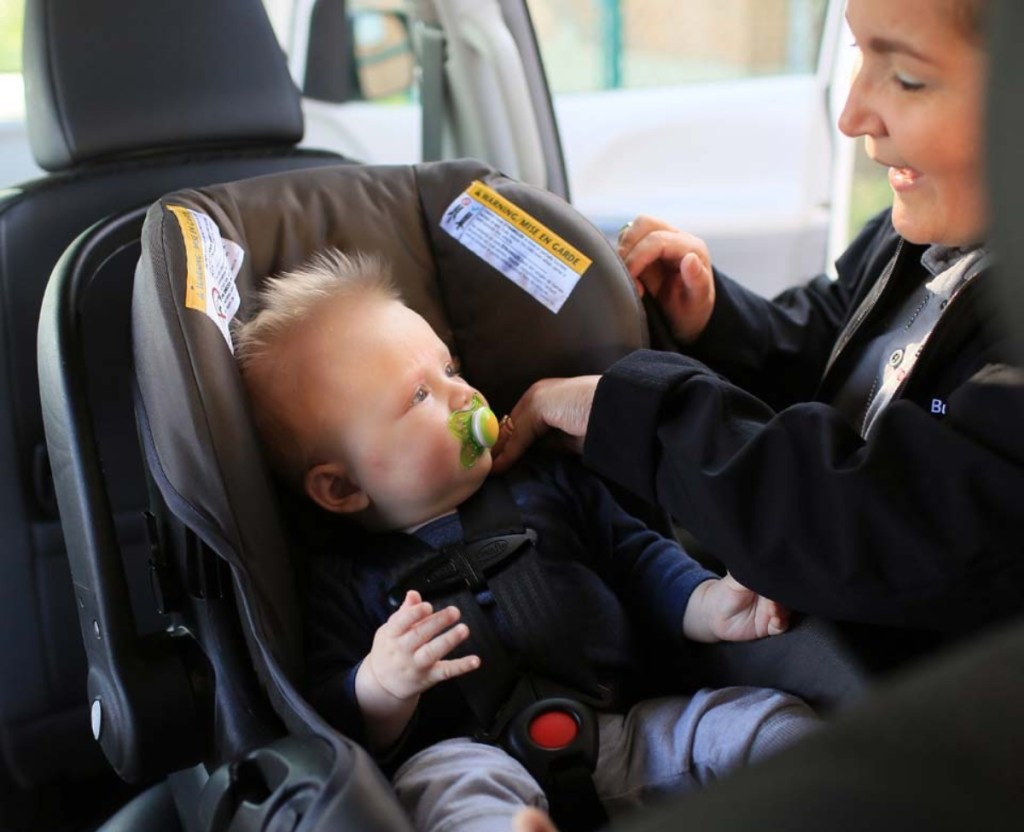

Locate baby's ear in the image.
[304,462,370,515]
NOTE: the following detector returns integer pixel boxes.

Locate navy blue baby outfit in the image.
[304,453,717,765]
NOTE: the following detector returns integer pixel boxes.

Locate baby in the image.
[234,249,816,832]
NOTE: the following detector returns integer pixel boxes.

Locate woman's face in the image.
[839,0,988,247]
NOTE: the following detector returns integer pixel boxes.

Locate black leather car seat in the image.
[0,0,346,825]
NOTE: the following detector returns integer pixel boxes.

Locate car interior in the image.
[0,0,346,826]
[2,0,1024,830]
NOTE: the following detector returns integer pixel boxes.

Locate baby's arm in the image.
[354,590,480,751]
[682,573,789,643]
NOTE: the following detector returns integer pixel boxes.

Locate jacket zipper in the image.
[821,239,906,383]
[889,270,984,404]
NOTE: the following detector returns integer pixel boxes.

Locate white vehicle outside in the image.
[0,0,887,296]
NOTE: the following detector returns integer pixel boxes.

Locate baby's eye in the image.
[445,360,461,378]
[411,386,429,406]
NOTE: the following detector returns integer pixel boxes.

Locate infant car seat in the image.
[42,158,871,830]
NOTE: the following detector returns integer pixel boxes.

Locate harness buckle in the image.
[387,530,537,607]
[502,697,599,785]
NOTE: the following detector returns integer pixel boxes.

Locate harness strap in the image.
[388,475,609,831]
[458,476,600,696]
[387,530,538,605]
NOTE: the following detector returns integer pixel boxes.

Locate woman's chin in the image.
[891,199,939,246]
[891,193,987,248]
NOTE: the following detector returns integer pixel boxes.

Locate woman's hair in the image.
[950,0,988,42]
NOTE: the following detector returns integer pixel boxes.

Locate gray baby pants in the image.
[391,686,816,832]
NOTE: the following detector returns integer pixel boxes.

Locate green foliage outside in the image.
[849,140,894,240]
[0,0,22,73]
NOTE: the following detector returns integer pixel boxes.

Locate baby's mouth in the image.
[448,394,499,469]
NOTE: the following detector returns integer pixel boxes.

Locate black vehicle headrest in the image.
[132,159,646,690]
[23,0,303,172]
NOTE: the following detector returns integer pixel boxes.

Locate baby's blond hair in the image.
[234,248,400,485]
[235,248,399,372]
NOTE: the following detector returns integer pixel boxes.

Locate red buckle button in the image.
[528,710,578,750]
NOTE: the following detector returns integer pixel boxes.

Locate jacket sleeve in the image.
[582,352,1024,631]
[564,461,718,639]
[303,557,383,748]
[683,210,893,410]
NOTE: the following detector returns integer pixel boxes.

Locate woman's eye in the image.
[895,74,925,92]
[411,386,429,406]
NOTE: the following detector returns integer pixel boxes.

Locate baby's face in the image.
[296,295,492,530]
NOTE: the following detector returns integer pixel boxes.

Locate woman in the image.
[494,0,1023,637]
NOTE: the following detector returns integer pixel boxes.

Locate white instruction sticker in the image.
[440,181,591,313]
[167,205,244,352]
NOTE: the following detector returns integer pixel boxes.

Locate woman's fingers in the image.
[617,214,675,258]
[491,376,600,473]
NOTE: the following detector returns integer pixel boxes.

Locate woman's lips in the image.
[888,166,922,192]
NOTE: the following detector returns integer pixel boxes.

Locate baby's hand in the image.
[365,590,480,701]
[682,574,789,643]
[355,590,480,751]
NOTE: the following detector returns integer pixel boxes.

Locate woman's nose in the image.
[838,61,884,139]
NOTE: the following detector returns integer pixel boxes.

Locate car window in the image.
[263,0,414,103]
[0,0,23,120]
[848,139,893,238]
[526,0,829,94]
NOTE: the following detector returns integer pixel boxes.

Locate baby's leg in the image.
[593,687,817,814]
[392,737,549,832]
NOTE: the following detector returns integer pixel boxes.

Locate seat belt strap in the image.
[388,476,609,831]
[416,21,446,162]
[457,477,599,695]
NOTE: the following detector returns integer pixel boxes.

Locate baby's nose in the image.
[451,385,474,412]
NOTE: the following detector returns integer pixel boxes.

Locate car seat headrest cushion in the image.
[24,0,303,172]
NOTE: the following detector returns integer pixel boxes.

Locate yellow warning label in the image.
[168,204,207,314]
[466,181,592,276]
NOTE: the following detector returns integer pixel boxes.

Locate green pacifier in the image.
[448,393,499,468]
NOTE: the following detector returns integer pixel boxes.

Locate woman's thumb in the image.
[680,251,705,286]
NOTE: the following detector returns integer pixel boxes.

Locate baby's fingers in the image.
[412,621,471,669]
[383,595,434,636]
[402,605,462,651]
[765,600,791,636]
[428,654,481,683]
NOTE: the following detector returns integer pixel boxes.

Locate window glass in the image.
[261,0,294,48]
[262,0,414,102]
[527,0,828,94]
[0,0,23,119]
[351,1,415,101]
[849,137,894,239]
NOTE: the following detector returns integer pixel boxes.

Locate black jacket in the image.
[584,210,1024,632]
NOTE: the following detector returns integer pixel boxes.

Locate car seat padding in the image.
[132,158,645,704]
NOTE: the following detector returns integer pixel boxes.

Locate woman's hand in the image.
[490,376,600,473]
[618,215,716,344]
